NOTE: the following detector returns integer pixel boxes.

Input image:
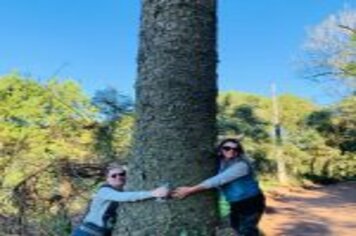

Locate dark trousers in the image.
[229,193,266,236]
[71,222,112,236]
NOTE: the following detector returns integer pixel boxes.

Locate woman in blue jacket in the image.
[173,138,265,236]
[72,164,168,236]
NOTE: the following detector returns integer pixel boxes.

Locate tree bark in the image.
[115,0,218,235]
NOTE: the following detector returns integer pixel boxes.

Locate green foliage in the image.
[0,73,355,233]
[0,73,134,234]
[333,95,356,152]
[331,153,356,180]
[38,210,72,236]
[217,92,271,141]
[0,74,93,191]
[278,94,316,131]
[306,95,356,153]
[217,91,356,184]
[218,197,230,218]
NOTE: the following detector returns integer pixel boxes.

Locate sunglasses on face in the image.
[110,172,126,178]
[221,146,239,152]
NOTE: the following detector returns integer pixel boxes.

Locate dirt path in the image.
[260,182,356,236]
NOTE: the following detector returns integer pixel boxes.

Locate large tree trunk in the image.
[115,0,218,235]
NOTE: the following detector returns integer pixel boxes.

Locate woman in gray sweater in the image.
[71,164,168,236]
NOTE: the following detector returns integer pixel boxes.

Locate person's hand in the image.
[172,186,194,199]
[151,186,169,198]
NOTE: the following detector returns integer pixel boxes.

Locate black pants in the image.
[229,193,266,236]
[71,222,112,236]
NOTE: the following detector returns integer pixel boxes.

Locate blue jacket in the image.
[199,156,261,202]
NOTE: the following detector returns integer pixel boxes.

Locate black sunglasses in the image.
[110,172,126,178]
[222,146,239,152]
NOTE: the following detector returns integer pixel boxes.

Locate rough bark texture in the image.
[115,0,218,235]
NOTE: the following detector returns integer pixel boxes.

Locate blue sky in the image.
[0,0,354,104]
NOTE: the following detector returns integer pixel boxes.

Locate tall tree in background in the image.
[300,8,356,93]
[271,84,289,184]
[115,0,218,235]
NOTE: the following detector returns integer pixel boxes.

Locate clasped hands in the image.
[152,185,198,199]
